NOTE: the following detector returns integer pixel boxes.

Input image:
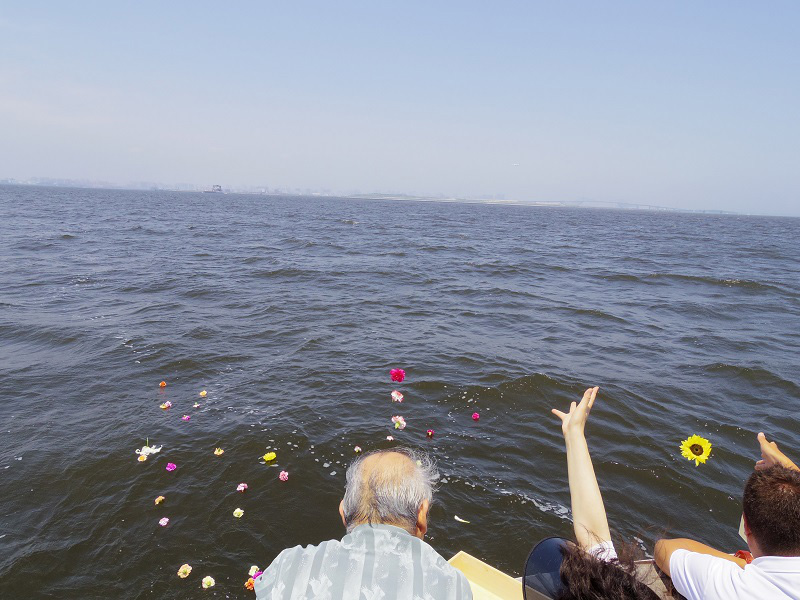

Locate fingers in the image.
[551,408,568,422]
[587,386,598,410]
[758,431,780,454]
[755,459,767,471]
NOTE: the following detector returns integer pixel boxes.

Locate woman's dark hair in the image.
[743,465,800,555]
[554,542,660,600]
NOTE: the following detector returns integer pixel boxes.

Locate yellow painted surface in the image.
[448,551,530,600]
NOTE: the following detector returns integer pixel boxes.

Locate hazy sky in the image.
[1,2,798,215]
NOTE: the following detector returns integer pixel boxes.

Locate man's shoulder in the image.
[273,537,340,562]
[672,550,800,600]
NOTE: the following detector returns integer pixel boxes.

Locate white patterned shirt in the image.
[254,524,473,600]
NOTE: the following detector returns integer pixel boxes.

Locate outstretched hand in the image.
[756,432,798,471]
[552,386,599,437]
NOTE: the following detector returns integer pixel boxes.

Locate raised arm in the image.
[551,386,611,549]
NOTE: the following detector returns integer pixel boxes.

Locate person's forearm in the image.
[565,430,612,549]
[655,538,746,576]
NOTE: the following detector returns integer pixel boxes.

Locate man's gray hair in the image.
[342,447,439,533]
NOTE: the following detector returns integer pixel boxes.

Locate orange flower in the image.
[159,381,167,388]
[244,578,255,591]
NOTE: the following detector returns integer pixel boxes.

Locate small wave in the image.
[690,363,799,394]
[648,273,782,292]
[250,267,317,280]
[59,234,76,240]
[602,272,785,294]
[339,219,359,225]
[558,306,628,324]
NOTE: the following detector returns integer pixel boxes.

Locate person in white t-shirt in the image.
[655,432,800,600]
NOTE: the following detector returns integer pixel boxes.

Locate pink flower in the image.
[354,446,362,453]
[166,462,177,471]
[237,483,248,492]
[391,390,404,403]
[253,570,263,580]
[159,517,169,527]
[386,435,394,441]
[181,415,190,421]
[472,412,480,421]
[390,369,405,383]
[427,429,434,438]
[391,415,406,430]
[279,471,289,482]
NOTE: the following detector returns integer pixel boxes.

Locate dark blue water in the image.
[1,186,798,598]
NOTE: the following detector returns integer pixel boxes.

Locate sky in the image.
[1,1,798,215]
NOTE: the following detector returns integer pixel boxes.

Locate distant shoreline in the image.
[0,181,757,217]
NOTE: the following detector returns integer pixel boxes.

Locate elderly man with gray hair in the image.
[254,447,472,599]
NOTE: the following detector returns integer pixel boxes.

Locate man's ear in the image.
[416,500,430,538]
[339,500,347,529]
[743,513,752,537]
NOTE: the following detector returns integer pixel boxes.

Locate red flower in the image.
[472,412,480,421]
[390,369,406,383]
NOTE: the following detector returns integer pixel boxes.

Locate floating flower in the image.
[427,429,434,438]
[201,576,215,589]
[245,578,255,591]
[454,515,471,524]
[354,446,362,453]
[680,434,712,466]
[193,402,200,408]
[279,471,289,481]
[199,390,207,397]
[214,447,224,456]
[159,517,169,527]
[472,412,480,421]
[155,495,165,505]
[391,415,406,430]
[136,443,163,457]
[248,565,260,577]
[233,508,244,518]
[386,435,394,441]
[159,381,167,388]
[237,483,248,492]
[391,390,404,403]
[160,401,172,410]
[262,452,277,462]
[177,564,192,578]
[390,369,406,383]
[253,570,263,579]
[138,455,148,462]
[181,415,191,421]
[166,462,177,472]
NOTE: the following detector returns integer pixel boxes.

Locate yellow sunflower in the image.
[680,434,712,466]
